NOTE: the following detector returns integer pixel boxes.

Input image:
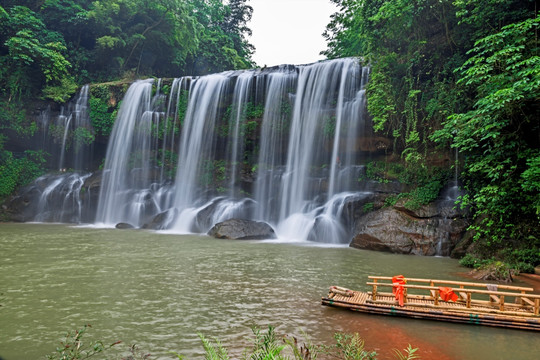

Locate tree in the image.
[0,5,74,102]
[184,0,254,74]
[434,14,540,253]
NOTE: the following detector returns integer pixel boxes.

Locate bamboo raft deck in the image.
[321,276,540,331]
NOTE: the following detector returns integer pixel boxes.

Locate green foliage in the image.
[44,325,423,360]
[158,149,179,180]
[402,179,443,210]
[364,161,405,183]
[89,85,118,137]
[0,5,73,101]
[460,249,539,274]
[0,100,37,137]
[177,89,190,126]
[198,333,230,360]
[46,324,121,360]
[326,333,377,360]
[0,0,255,105]
[243,325,287,360]
[42,76,79,103]
[245,102,264,119]
[325,1,538,263]
[500,248,540,273]
[185,0,254,73]
[363,159,448,211]
[459,253,491,269]
[434,14,540,254]
[200,159,228,187]
[323,115,337,137]
[73,127,95,151]
[363,202,374,213]
[0,144,47,197]
[393,345,420,360]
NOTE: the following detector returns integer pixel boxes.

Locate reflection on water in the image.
[0,224,537,359]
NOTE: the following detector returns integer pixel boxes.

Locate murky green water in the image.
[1,223,538,359]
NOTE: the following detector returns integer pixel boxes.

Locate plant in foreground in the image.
[393,345,420,360]
[47,325,420,360]
[46,324,121,360]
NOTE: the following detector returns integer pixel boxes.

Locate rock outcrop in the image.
[5,172,100,223]
[350,198,468,256]
[208,218,276,240]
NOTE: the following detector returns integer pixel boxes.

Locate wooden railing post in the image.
[434,289,439,306]
[535,299,539,316]
[466,292,471,308]
[404,287,408,304]
[372,279,378,301]
[499,296,505,312]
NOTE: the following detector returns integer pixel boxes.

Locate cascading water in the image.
[32,173,92,223]
[227,71,256,198]
[273,59,369,242]
[254,66,297,222]
[170,73,233,232]
[57,85,91,171]
[95,79,163,226]
[92,58,372,242]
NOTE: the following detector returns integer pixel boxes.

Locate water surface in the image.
[0,224,537,359]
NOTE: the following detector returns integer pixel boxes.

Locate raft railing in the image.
[366,276,540,316]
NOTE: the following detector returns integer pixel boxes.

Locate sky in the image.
[248,0,338,67]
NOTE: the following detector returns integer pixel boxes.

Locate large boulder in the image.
[350,200,468,256]
[208,218,276,240]
[116,222,136,229]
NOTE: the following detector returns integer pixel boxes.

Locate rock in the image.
[193,198,257,233]
[208,218,276,240]
[450,230,475,259]
[116,222,136,229]
[142,208,178,230]
[350,199,468,256]
[394,200,440,218]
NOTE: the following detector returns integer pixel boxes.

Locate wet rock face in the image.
[208,218,276,240]
[350,199,468,256]
[142,208,179,230]
[5,172,100,223]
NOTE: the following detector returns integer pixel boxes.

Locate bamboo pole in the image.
[367,276,533,292]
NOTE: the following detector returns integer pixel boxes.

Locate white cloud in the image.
[248,0,337,67]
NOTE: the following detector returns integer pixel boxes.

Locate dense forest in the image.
[0,0,254,195]
[323,0,539,269]
[0,0,539,269]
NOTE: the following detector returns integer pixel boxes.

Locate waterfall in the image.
[227,71,255,198]
[57,85,91,171]
[92,58,372,242]
[170,73,233,232]
[254,66,297,222]
[33,173,91,223]
[160,77,190,183]
[95,80,160,226]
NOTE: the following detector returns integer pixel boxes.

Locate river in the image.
[0,223,537,359]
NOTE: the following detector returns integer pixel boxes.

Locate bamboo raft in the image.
[321,276,540,331]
